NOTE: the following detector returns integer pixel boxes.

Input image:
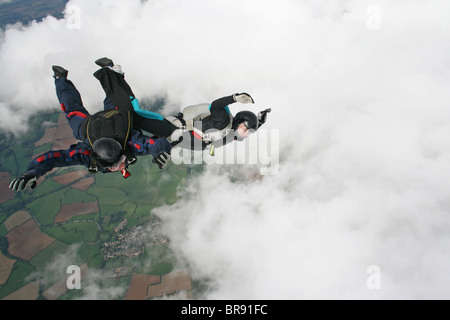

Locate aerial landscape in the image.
[0,107,197,299]
[2,0,450,305]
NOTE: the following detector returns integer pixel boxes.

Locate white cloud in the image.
[35,244,126,300]
[2,0,450,299]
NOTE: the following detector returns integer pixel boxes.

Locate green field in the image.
[0,0,68,28]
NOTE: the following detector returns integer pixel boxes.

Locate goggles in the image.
[105,155,127,171]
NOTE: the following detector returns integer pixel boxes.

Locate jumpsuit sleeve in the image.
[209,95,235,121]
[208,95,236,130]
[127,130,172,157]
[26,143,92,179]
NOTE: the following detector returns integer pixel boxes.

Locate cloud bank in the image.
[2,0,450,299]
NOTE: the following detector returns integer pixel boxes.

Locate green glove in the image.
[233,93,255,104]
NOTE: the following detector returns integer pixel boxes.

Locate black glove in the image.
[152,152,171,170]
[9,173,37,191]
[258,108,271,127]
[127,157,137,166]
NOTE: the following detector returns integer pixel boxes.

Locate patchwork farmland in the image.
[0,110,195,299]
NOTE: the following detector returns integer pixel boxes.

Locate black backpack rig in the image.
[80,109,137,178]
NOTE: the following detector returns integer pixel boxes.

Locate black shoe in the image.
[95,57,114,68]
[52,65,68,79]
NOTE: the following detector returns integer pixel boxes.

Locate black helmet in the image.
[92,138,124,168]
[233,111,258,131]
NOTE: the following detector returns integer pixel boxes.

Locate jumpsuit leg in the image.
[132,114,178,138]
[94,67,177,138]
[103,96,116,111]
[55,77,90,140]
[93,67,134,111]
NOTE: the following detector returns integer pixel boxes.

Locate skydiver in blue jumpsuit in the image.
[9,58,174,192]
